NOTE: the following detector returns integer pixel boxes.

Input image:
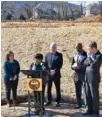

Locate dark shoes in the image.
[56,103,60,107]
[35,110,40,115]
[45,102,51,106]
[35,109,45,115]
[74,105,82,109]
[83,111,100,116]
[83,111,93,116]
[45,101,60,107]
[7,100,12,107]
[7,102,12,107]
[7,100,18,107]
[94,112,100,117]
[13,100,18,106]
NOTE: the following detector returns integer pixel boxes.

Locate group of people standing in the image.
[3,42,63,115]
[3,41,102,116]
[72,41,102,116]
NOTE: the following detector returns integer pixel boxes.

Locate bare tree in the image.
[57,4,60,20]
[99,1,102,15]
[52,3,57,20]
[32,2,36,20]
[1,1,16,20]
[61,3,64,19]
[23,3,33,19]
[1,1,7,9]
[80,2,83,16]
[68,2,75,20]
[55,3,61,20]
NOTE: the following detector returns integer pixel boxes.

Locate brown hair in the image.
[6,51,14,61]
[89,41,97,49]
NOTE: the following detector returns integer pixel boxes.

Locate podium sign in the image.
[24,78,42,91]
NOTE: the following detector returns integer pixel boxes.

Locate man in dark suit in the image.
[83,41,102,116]
[45,42,63,107]
[72,43,87,109]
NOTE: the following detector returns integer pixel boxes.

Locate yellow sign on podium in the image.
[24,78,42,91]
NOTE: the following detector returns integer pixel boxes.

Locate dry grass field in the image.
[1,21,102,100]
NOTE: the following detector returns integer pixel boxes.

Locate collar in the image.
[77,50,84,55]
[7,60,15,63]
[51,51,56,55]
[93,50,98,54]
[35,62,43,65]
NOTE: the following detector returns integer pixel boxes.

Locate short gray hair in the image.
[50,42,57,48]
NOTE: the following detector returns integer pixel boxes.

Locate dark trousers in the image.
[86,81,100,114]
[4,79,18,101]
[47,76,61,103]
[43,76,49,100]
[74,80,83,106]
[83,81,87,107]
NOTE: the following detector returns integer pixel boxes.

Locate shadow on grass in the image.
[17,103,84,117]
[18,102,77,109]
[17,103,102,117]
[2,103,102,117]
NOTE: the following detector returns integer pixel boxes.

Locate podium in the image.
[21,70,52,117]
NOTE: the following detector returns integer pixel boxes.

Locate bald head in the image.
[76,43,83,52]
[49,42,57,52]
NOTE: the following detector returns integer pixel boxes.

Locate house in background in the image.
[85,3,100,16]
[34,3,57,19]
[32,2,82,20]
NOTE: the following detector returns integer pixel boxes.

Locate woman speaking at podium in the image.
[3,51,20,107]
[29,53,47,115]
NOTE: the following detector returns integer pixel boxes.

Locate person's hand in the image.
[87,51,92,57]
[10,78,13,81]
[50,70,55,76]
[72,66,80,70]
[76,66,80,70]
[72,63,77,70]
[13,75,17,81]
[72,66,76,70]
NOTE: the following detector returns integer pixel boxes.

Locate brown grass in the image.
[1,22,102,99]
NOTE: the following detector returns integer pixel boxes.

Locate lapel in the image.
[48,52,51,63]
[76,51,86,64]
[93,50,99,60]
[94,50,99,56]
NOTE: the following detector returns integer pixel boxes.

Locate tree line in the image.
[1,1,102,21]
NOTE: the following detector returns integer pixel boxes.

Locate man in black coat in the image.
[72,43,87,109]
[83,41,102,116]
[45,42,63,107]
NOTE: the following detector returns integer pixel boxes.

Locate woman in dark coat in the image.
[3,51,20,107]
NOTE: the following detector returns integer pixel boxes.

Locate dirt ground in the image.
[1,102,102,117]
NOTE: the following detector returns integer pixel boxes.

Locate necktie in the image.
[50,53,54,66]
